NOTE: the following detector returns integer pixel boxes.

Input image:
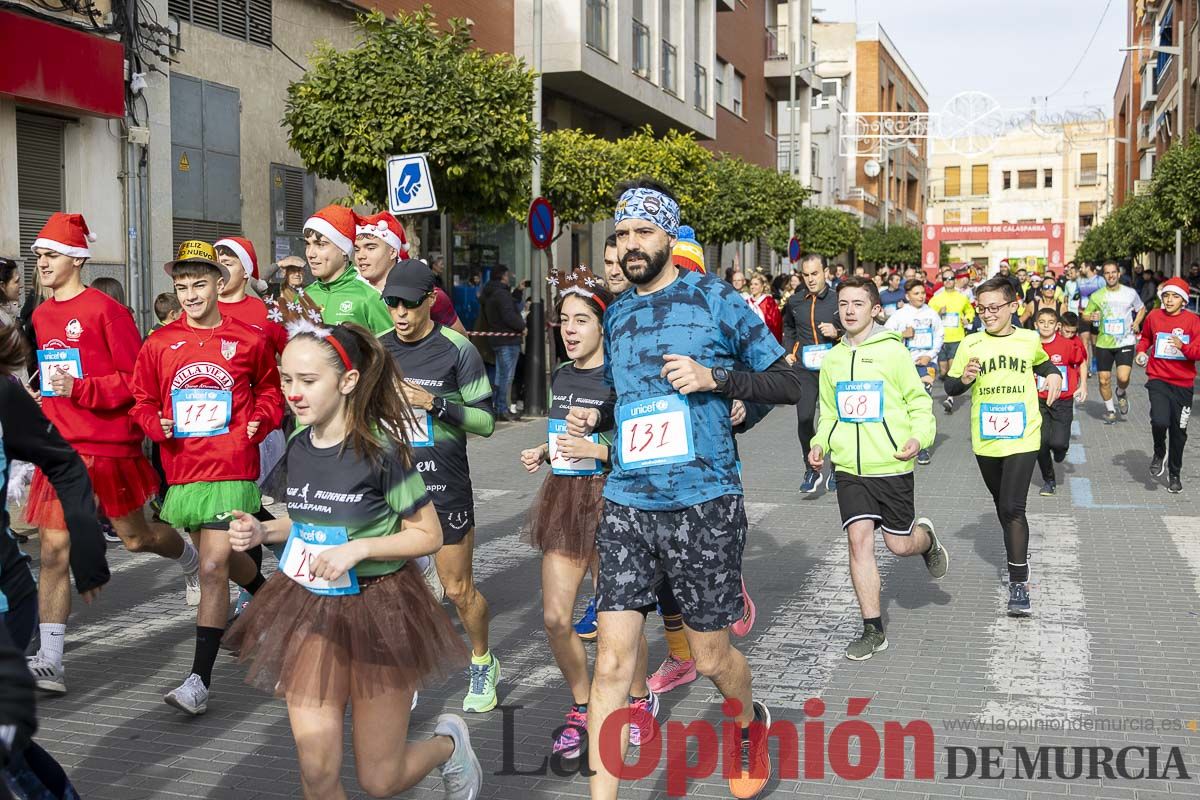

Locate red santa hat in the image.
[214,236,259,280]
[304,205,357,255]
[1158,277,1191,302]
[32,212,96,259]
[355,211,410,258]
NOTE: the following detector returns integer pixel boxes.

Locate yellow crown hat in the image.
[165,239,230,280]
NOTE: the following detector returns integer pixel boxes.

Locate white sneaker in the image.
[164,673,209,715]
[184,568,201,606]
[26,654,66,695]
[435,714,482,800]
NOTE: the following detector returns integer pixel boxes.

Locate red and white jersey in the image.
[218,295,288,356]
[132,316,283,485]
[32,287,144,457]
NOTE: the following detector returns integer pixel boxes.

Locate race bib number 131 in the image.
[617,394,695,469]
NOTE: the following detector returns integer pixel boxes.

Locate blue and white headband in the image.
[614,188,680,238]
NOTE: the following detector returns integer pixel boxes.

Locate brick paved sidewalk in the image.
[20,375,1200,799]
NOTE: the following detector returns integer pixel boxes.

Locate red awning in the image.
[0,9,125,119]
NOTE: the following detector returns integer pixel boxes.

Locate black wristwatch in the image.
[430,396,448,419]
[712,366,730,395]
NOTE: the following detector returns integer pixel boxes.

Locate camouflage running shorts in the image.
[595,494,747,633]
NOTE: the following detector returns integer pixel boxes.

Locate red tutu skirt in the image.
[524,472,605,562]
[225,562,468,706]
[25,454,159,528]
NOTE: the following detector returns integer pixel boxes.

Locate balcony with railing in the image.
[766,25,787,60]
[693,62,707,112]
[661,40,678,95]
[632,19,650,78]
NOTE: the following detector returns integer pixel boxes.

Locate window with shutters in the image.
[169,0,272,46]
[1017,169,1037,189]
[944,166,961,197]
[16,112,66,285]
[971,207,988,224]
[1078,201,1097,237]
[971,164,988,196]
[271,163,314,262]
[1079,152,1098,186]
[944,208,961,225]
[171,74,242,244]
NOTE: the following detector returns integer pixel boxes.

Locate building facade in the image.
[928,120,1114,269]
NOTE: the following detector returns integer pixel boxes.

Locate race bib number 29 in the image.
[617,394,695,469]
[548,418,602,476]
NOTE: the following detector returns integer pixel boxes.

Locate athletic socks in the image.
[176,538,199,574]
[1008,561,1029,584]
[1105,398,1115,412]
[863,617,883,633]
[240,573,266,595]
[662,613,693,661]
[237,544,266,595]
[191,626,225,688]
[39,623,66,668]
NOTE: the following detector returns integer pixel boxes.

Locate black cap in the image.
[381,259,435,303]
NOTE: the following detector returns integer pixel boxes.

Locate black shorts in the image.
[1095,345,1135,372]
[938,341,960,362]
[596,494,746,633]
[834,472,916,536]
[438,509,475,546]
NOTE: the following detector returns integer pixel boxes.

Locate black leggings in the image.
[975,450,1039,583]
[794,368,819,455]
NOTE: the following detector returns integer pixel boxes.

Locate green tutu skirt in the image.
[161,480,261,531]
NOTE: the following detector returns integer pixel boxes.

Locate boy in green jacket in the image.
[809,276,948,661]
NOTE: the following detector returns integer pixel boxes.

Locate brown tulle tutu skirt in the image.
[225,562,468,705]
[524,472,606,562]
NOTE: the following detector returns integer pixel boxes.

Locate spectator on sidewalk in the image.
[477,265,525,421]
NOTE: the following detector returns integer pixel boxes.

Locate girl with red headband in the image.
[518,267,658,758]
[223,321,482,799]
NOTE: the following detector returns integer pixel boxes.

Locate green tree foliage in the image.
[1148,137,1200,235]
[688,156,808,247]
[783,207,863,258]
[284,8,536,220]
[858,224,923,266]
[1077,194,1175,262]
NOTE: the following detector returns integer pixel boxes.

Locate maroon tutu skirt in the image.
[225,562,468,706]
[524,472,605,562]
[25,454,159,528]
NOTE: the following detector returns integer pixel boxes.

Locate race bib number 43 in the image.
[171,389,232,438]
[617,394,695,470]
[980,402,1026,440]
[836,381,884,423]
[37,348,82,397]
[279,523,360,596]
[548,418,602,476]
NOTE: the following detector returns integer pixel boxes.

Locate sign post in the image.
[524,197,555,417]
[527,197,555,250]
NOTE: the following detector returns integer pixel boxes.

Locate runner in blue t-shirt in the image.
[566,179,800,800]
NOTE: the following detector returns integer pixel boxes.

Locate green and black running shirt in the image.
[381,325,492,514]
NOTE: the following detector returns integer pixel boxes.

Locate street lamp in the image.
[787,50,851,239]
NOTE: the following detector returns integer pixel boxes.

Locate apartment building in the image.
[928,121,1114,268]
[788,21,928,227]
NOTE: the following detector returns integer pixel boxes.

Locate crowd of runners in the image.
[1,178,1198,800]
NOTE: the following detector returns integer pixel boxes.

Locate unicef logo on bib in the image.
[655,398,669,412]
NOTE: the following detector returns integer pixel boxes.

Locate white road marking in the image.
[1163,516,1200,601]
[980,513,1092,722]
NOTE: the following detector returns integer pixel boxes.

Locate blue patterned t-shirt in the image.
[602,268,784,510]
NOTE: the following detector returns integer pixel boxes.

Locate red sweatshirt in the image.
[1136,308,1200,388]
[32,287,145,457]
[218,296,288,356]
[131,316,283,485]
[1038,333,1087,402]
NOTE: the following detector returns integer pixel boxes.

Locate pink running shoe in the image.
[552,706,588,759]
[646,654,698,694]
[628,691,660,746]
[731,577,756,638]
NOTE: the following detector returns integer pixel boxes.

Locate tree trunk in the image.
[400,215,421,260]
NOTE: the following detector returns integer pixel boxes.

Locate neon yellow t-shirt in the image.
[929,290,976,343]
[948,327,1048,457]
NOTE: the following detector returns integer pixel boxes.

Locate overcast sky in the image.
[814,0,1127,118]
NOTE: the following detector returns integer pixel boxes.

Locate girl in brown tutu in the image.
[223,322,481,800]
[519,267,656,758]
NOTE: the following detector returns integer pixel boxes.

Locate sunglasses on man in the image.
[383,292,430,310]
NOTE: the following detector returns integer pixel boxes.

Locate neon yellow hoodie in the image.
[814,326,936,477]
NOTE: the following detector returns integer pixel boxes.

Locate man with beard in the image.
[567,179,800,800]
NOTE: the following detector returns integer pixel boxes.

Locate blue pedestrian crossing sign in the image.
[386,153,438,215]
